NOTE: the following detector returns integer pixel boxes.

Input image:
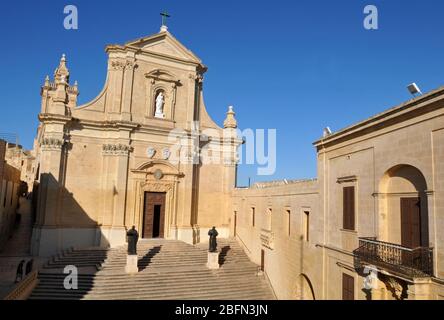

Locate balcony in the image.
[353,237,433,278]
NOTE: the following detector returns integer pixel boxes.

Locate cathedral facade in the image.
[32,27,241,256]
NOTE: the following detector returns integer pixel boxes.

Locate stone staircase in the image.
[29,239,275,300]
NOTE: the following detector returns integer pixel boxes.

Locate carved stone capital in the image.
[110,60,125,71]
[41,137,64,150]
[189,73,204,83]
[125,60,137,71]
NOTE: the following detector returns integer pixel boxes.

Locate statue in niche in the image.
[154,91,165,119]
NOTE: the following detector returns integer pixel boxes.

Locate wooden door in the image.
[143,192,166,239]
[261,249,265,272]
[401,197,421,249]
[342,273,354,300]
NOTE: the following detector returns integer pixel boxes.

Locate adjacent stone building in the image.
[233,86,444,300]
[0,140,23,251]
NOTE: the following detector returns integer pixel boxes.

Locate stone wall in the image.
[0,140,22,251]
[231,179,322,300]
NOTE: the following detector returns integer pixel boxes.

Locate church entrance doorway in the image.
[143,192,166,239]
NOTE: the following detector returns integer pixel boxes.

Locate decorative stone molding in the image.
[140,182,173,193]
[146,69,180,85]
[162,148,171,160]
[337,175,358,184]
[125,60,137,71]
[147,147,156,159]
[102,144,133,156]
[153,169,164,180]
[382,275,408,300]
[41,137,64,150]
[189,73,204,84]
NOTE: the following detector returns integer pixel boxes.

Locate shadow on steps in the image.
[138,245,162,272]
[219,246,231,266]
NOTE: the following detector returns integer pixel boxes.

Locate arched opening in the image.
[294,274,316,300]
[378,165,429,248]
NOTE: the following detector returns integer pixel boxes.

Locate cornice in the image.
[39,113,72,123]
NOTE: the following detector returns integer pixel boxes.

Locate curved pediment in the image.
[145,69,180,84]
[132,160,182,176]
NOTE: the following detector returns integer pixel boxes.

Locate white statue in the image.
[154,92,165,118]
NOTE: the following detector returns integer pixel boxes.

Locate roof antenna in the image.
[323,127,332,138]
[407,83,423,97]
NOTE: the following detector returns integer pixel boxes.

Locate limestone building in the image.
[32,26,241,257]
[232,86,444,300]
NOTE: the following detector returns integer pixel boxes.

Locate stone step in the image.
[37,269,260,284]
[33,278,269,294]
[30,238,274,300]
[30,289,274,301]
[32,284,273,300]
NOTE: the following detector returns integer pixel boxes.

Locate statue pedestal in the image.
[207,252,220,270]
[154,112,165,119]
[125,255,138,274]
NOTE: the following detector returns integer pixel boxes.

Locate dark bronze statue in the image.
[25,259,33,275]
[127,226,139,255]
[208,226,218,252]
[15,260,25,283]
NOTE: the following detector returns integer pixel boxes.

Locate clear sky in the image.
[1,0,444,186]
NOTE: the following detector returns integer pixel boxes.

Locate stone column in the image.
[101,142,132,247]
[38,136,65,227]
[32,134,66,256]
[121,58,136,122]
[106,60,125,120]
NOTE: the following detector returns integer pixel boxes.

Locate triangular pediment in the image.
[125,31,201,64]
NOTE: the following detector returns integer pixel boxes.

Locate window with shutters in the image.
[342,273,355,300]
[343,186,355,230]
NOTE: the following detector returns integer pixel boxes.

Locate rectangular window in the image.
[342,273,355,300]
[251,207,256,227]
[286,210,291,236]
[304,211,310,242]
[343,186,355,230]
[266,208,272,231]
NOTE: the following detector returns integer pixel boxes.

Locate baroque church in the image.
[2,22,443,301]
[32,25,241,257]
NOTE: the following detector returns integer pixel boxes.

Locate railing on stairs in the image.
[3,270,39,300]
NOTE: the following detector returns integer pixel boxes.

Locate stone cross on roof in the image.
[160,11,170,27]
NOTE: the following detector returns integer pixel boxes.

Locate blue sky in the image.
[1,0,444,186]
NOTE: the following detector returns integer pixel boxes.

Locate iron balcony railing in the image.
[353,237,433,278]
